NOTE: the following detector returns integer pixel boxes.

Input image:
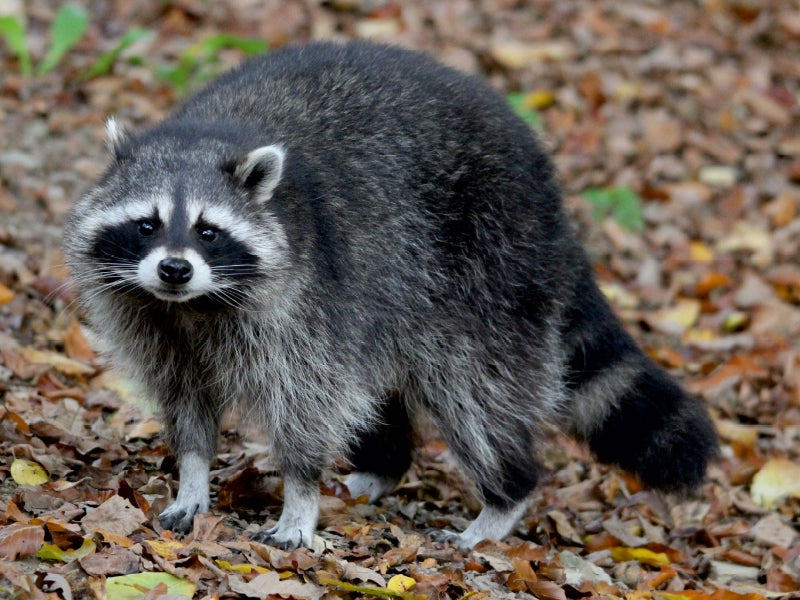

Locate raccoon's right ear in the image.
[105,117,132,160]
[225,145,285,203]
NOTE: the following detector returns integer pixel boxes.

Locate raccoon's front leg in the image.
[158,452,210,533]
[157,394,219,534]
[252,474,320,550]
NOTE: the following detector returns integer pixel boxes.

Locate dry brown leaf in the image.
[64,320,95,363]
[80,495,146,537]
[0,523,45,560]
[18,347,95,377]
[228,571,326,600]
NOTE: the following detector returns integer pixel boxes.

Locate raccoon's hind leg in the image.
[345,392,413,502]
[433,424,542,550]
[417,375,543,549]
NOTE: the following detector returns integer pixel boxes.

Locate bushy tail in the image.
[562,266,718,492]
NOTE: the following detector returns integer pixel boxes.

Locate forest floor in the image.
[1,1,799,599]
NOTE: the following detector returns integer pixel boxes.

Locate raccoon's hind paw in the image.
[428,529,472,551]
[345,472,398,502]
[158,502,202,535]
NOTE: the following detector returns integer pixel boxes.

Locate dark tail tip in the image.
[587,363,718,493]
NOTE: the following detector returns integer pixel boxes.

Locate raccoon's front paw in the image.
[159,502,201,534]
[252,524,307,550]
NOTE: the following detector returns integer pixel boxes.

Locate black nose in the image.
[158,257,193,284]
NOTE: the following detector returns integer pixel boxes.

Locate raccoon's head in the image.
[65,119,290,308]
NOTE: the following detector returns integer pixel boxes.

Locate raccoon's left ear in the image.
[227,145,285,202]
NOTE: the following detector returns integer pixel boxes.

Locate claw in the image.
[251,526,304,550]
[159,503,199,535]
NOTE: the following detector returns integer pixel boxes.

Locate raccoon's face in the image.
[66,120,289,307]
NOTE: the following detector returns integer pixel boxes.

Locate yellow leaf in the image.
[650,298,701,335]
[610,546,670,567]
[387,575,416,592]
[0,283,13,304]
[599,282,638,309]
[106,572,195,600]
[522,90,556,110]
[750,458,800,508]
[10,458,49,486]
[216,560,269,574]
[37,537,95,562]
[658,594,691,600]
[144,539,185,560]
[715,420,758,448]
[689,241,714,262]
[721,311,749,332]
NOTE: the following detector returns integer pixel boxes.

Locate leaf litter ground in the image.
[0,1,799,599]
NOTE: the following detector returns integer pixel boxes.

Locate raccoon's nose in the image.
[158,258,193,284]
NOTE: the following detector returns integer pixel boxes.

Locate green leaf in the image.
[507,92,543,129]
[106,572,196,600]
[82,27,154,80]
[0,16,32,76]
[195,33,267,56]
[582,187,645,231]
[37,5,89,75]
[159,34,267,94]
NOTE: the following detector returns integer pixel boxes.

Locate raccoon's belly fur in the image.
[64,41,717,550]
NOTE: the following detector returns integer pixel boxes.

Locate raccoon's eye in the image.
[137,219,156,236]
[199,227,218,242]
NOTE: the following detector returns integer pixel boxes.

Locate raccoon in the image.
[64,41,717,550]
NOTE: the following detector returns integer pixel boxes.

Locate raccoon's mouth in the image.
[150,286,199,302]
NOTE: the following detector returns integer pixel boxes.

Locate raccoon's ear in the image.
[105,117,132,159]
[227,145,285,202]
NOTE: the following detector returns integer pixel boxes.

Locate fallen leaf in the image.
[10,458,49,486]
[81,495,146,537]
[215,559,270,574]
[64,320,95,363]
[144,539,185,560]
[648,298,701,335]
[559,550,613,587]
[230,571,325,600]
[79,546,140,576]
[527,580,568,600]
[751,458,800,508]
[344,562,386,586]
[548,510,583,545]
[387,574,416,592]
[750,512,799,548]
[37,537,96,563]
[105,572,195,600]
[18,347,95,376]
[0,523,45,560]
[507,558,537,593]
[610,546,671,567]
[0,283,13,303]
[699,165,738,187]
